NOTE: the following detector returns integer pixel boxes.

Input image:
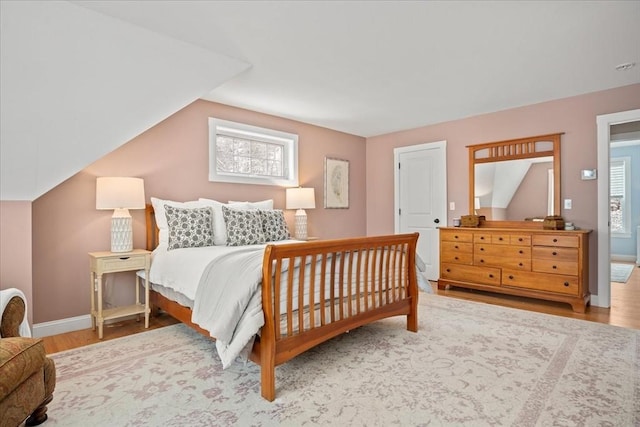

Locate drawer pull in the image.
[454,236,459,239]
[518,262,523,267]
[480,236,485,240]
[119,257,130,260]
[509,275,514,280]
[553,265,557,269]
[519,250,523,254]
[489,274,494,278]
[454,256,459,260]
[498,237,503,241]
[480,247,485,251]
[446,268,451,273]
[518,238,523,242]
[454,245,459,249]
[553,238,558,243]
[480,259,484,263]
[564,282,570,287]
[552,252,557,256]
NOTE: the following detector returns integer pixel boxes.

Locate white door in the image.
[394,141,447,280]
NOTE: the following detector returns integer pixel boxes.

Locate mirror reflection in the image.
[474,157,554,221]
[468,133,562,220]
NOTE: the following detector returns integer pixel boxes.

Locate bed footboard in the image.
[255,233,419,401]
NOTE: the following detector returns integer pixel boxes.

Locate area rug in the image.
[47,294,639,426]
[611,262,635,283]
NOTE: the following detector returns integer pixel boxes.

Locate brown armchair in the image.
[0,293,56,427]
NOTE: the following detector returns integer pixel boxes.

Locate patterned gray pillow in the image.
[222,206,266,246]
[260,209,290,242]
[164,205,214,250]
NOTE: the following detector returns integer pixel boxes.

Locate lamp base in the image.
[294,209,308,240]
[111,209,133,253]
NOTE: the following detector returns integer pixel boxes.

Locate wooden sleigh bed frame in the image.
[145,204,419,401]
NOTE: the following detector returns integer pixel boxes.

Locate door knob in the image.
[434,218,440,223]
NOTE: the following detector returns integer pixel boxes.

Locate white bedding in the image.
[150,241,297,367]
[149,240,430,368]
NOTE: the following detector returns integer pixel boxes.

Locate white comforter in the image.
[150,242,296,368]
[150,241,430,368]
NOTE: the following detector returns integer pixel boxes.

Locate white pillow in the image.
[151,198,215,247]
[228,199,274,210]
[198,198,233,246]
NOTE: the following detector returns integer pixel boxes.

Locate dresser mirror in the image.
[468,133,562,224]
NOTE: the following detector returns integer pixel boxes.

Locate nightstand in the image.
[89,249,151,339]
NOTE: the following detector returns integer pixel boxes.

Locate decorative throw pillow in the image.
[164,205,214,250]
[260,209,290,242]
[222,206,266,246]
[151,197,212,247]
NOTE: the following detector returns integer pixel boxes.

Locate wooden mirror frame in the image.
[468,133,562,228]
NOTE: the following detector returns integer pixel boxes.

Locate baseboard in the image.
[610,254,637,263]
[33,314,92,338]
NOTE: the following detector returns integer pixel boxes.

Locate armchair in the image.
[0,290,56,427]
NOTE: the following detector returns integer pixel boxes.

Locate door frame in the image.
[393,140,448,279]
[595,108,640,308]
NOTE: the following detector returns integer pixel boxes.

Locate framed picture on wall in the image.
[324,157,349,209]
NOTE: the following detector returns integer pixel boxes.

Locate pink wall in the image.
[0,201,33,326]
[32,100,366,323]
[366,83,640,295]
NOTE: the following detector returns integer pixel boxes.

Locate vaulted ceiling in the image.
[2,1,639,201]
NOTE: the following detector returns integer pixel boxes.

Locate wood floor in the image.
[42,262,639,354]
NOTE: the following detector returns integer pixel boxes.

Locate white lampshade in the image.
[286,187,316,210]
[286,187,315,240]
[96,177,146,210]
[96,177,145,252]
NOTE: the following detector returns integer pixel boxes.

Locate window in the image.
[209,118,298,187]
[610,157,631,236]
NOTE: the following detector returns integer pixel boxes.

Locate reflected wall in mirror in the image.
[468,133,562,222]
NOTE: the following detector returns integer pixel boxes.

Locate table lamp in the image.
[286,187,316,240]
[96,177,145,252]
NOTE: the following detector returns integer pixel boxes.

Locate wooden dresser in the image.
[438,227,591,312]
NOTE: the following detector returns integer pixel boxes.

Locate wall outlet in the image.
[449,202,455,211]
[564,199,572,209]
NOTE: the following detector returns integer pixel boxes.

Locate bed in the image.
[144,200,419,401]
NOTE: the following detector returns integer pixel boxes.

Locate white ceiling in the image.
[1,1,639,200]
[75,1,640,137]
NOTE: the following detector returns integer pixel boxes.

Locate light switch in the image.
[449,202,455,211]
[564,199,572,209]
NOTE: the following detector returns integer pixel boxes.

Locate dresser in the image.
[438,227,591,312]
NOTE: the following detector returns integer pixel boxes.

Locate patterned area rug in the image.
[47,294,639,426]
[611,262,635,283]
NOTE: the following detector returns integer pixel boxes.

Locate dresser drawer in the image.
[533,234,579,248]
[441,241,473,254]
[97,255,148,273]
[502,270,579,295]
[440,229,473,243]
[475,254,531,271]
[441,251,473,265]
[441,263,501,286]
[532,259,578,276]
[510,234,531,246]
[532,247,578,261]
[475,244,530,258]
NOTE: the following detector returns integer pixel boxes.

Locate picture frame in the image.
[324,157,349,209]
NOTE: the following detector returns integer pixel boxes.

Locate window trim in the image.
[208,118,299,187]
[610,156,631,238]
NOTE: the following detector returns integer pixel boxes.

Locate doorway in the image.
[595,109,640,307]
[394,141,447,280]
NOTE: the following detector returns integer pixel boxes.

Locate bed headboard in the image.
[145,204,159,251]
